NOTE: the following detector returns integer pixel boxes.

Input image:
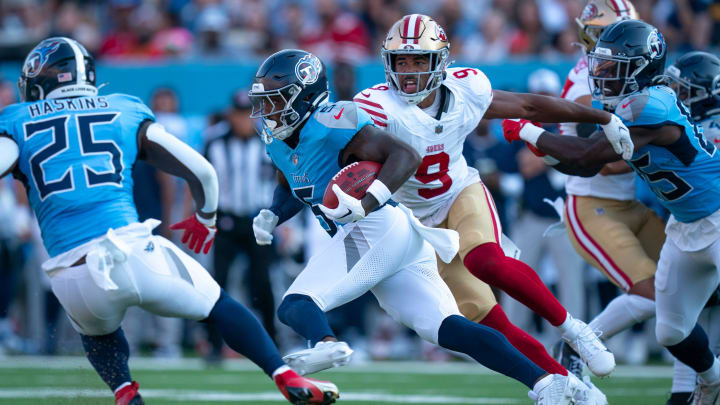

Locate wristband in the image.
[196,212,216,227]
[367,179,392,206]
[519,124,545,146]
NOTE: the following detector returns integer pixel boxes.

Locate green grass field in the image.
[0,357,672,404]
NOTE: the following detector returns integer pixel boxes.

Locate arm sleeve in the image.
[269,184,305,225]
[0,136,19,179]
[141,123,218,217]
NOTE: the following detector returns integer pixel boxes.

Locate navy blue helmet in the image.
[18,37,97,102]
[248,49,329,143]
[587,20,666,108]
[666,51,720,121]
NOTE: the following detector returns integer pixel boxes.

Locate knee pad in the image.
[656,321,690,347]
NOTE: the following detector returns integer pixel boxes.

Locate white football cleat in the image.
[529,373,587,405]
[692,378,720,405]
[283,341,354,376]
[576,375,608,405]
[561,317,615,377]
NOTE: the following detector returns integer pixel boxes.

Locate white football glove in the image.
[253,209,279,245]
[600,114,634,160]
[318,184,366,224]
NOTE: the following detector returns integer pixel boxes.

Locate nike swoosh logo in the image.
[333,107,345,120]
[621,99,634,109]
[338,208,352,219]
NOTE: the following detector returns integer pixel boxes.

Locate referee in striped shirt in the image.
[203,90,279,362]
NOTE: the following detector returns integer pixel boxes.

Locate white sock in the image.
[672,359,698,393]
[558,312,574,334]
[699,357,720,384]
[113,381,132,394]
[272,365,292,380]
[588,294,655,339]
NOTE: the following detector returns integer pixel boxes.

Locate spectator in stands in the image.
[202,90,279,363]
[509,0,547,55]
[299,0,371,63]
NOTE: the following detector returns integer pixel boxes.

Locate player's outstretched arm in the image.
[502,119,663,175]
[139,122,218,253]
[340,125,421,214]
[485,90,612,124]
[0,136,19,179]
[487,90,634,158]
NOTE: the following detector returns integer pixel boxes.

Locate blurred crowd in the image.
[0,0,714,367]
[0,0,718,64]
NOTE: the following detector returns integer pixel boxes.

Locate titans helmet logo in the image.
[24,40,61,78]
[647,29,665,60]
[295,54,322,85]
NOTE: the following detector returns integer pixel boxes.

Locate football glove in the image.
[319,184,366,224]
[600,114,633,159]
[170,213,216,254]
[253,209,279,246]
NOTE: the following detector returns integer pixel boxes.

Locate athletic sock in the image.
[206,290,285,377]
[588,293,655,339]
[277,294,336,345]
[672,358,698,393]
[480,305,567,376]
[80,328,132,392]
[666,324,716,376]
[438,314,545,388]
[464,242,567,326]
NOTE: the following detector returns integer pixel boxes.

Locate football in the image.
[322,161,382,209]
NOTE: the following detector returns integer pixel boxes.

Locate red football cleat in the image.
[115,381,145,405]
[274,369,339,404]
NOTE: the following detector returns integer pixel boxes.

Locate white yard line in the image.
[0,388,522,404]
[0,356,674,378]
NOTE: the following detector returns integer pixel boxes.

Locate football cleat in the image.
[274,368,339,405]
[529,373,587,405]
[283,341,353,375]
[666,392,692,405]
[692,378,720,405]
[555,341,586,379]
[580,375,608,405]
[115,381,144,405]
[561,317,615,377]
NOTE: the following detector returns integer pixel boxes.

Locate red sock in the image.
[480,305,567,376]
[464,242,567,326]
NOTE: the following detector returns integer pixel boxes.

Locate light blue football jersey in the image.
[0,94,155,256]
[266,101,373,236]
[611,86,720,223]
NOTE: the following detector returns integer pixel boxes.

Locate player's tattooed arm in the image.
[269,170,305,224]
[0,135,19,179]
[340,125,421,213]
[485,90,613,124]
[138,121,218,220]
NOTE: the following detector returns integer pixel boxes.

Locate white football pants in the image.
[285,205,461,344]
[655,237,720,347]
[47,221,221,336]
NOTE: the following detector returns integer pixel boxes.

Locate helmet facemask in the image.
[588,50,648,108]
[249,82,303,144]
[666,65,720,110]
[382,47,450,105]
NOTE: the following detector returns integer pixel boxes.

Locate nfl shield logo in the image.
[291,154,299,165]
[435,125,443,134]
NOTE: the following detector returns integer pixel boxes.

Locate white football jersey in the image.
[700,115,720,149]
[354,67,493,225]
[560,56,636,201]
